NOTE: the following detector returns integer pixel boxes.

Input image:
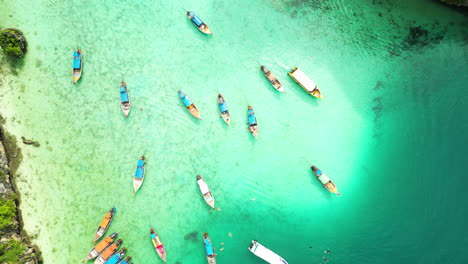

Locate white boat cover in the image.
[197,179,210,194]
[290,68,316,92]
[249,241,288,264]
[318,173,331,185]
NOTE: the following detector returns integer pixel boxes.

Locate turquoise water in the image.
[1,0,467,263]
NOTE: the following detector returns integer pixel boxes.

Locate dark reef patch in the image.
[184,231,199,242]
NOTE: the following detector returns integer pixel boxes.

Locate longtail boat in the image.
[218,94,230,126]
[197,175,215,209]
[120,82,131,117]
[203,232,216,264]
[82,233,117,263]
[261,66,284,93]
[92,207,116,243]
[178,90,201,119]
[94,239,122,264]
[72,49,83,84]
[248,240,288,264]
[133,156,146,193]
[150,228,167,262]
[186,11,213,35]
[288,67,323,99]
[104,248,127,264]
[247,106,258,139]
[119,256,132,264]
[311,166,341,196]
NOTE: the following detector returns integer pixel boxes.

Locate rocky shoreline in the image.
[439,0,468,7]
[0,121,42,264]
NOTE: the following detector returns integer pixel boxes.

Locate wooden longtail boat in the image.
[186,11,213,35]
[203,232,216,264]
[94,239,122,264]
[288,67,323,99]
[218,94,231,126]
[92,207,116,243]
[72,49,83,84]
[82,233,117,263]
[247,106,258,139]
[133,156,146,193]
[261,66,284,93]
[178,90,201,119]
[104,248,127,264]
[197,175,215,209]
[311,166,341,196]
[150,228,167,262]
[119,82,131,117]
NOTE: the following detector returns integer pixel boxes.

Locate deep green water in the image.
[1,0,467,263]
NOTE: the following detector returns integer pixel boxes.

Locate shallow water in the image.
[1,0,467,263]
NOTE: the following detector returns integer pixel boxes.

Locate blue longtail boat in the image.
[186,11,213,35]
[178,90,201,119]
[119,82,131,117]
[72,49,82,84]
[247,106,258,139]
[218,94,230,126]
[203,232,216,264]
[133,156,145,193]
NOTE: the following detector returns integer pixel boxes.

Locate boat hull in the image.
[72,50,82,84]
[311,166,340,196]
[178,91,202,119]
[134,157,145,193]
[120,82,131,117]
[93,207,116,243]
[197,175,215,209]
[218,94,231,126]
[150,228,167,262]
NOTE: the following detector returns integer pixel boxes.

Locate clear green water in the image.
[1,0,467,263]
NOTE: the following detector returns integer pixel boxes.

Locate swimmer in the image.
[250,198,257,201]
[228,233,232,237]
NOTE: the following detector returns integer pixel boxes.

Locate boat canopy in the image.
[106,253,123,264]
[249,241,288,264]
[204,238,214,256]
[135,160,144,178]
[290,68,316,92]
[248,111,256,125]
[198,179,210,194]
[219,102,228,113]
[318,173,331,185]
[120,87,129,102]
[192,15,203,27]
[182,96,192,107]
[73,52,81,69]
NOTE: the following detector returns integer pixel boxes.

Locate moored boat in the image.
[261,66,284,93]
[197,175,215,209]
[247,106,258,139]
[311,166,341,196]
[248,240,288,264]
[82,232,118,263]
[186,11,213,35]
[218,94,231,126]
[133,156,146,193]
[119,256,132,264]
[120,82,131,117]
[104,248,127,264]
[203,232,216,264]
[288,67,323,99]
[93,239,122,264]
[92,207,116,243]
[72,49,83,84]
[150,228,167,262]
[178,90,202,120]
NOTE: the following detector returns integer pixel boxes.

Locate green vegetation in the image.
[0,195,16,229]
[0,239,24,263]
[0,28,27,58]
[440,0,468,6]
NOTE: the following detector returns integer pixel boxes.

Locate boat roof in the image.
[198,179,210,194]
[73,57,81,69]
[192,15,203,27]
[120,89,129,102]
[318,173,331,185]
[290,68,316,92]
[248,111,256,125]
[219,102,228,112]
[249,241,288,264]
[204,238,214,255]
